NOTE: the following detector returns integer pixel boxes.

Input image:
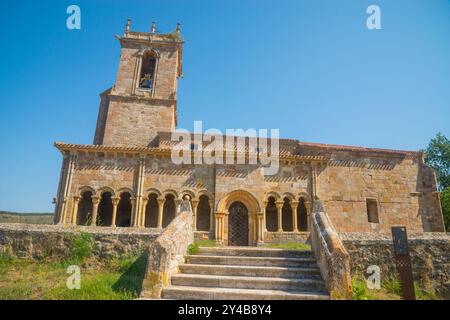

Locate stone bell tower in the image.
[94,20,183,147]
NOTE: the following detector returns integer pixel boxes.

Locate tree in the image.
[440,187,450,231]
[425,133,450,191]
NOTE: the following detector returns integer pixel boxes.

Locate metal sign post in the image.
[391,226,416,300]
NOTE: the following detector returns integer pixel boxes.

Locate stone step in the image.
[162,285,329,300]
[186,255,317,268]
[171,273,327,292]
[179,264,322,279]
[198,246,313,258]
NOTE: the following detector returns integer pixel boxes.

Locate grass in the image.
[187,239,221,255]
[351,274,442,300]
[0,211,53,225]
[263,242,311,250]
[0,251,147,300]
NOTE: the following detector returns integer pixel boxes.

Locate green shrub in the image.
[440,187,450,231]
[414,282,440,300]
[69,232,94,264]
[382,275,402,295]
[187,243,200,255]
[0,252,13,275]
[352,277,368,300]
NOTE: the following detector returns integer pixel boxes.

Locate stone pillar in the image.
[111,196,120,227]
[262,200,268,233]
[191,199,199,231]
[90,196,100,226]
[140,197,148,227]
[291,200,299,232]
[157,197,165,228]
[275,200,284,233]
[130,197,137,227]
[305,200,312,231]
[71,196,81,225]
[214,212,226,242]
[58,197,68,224]
[256,212,264,245]
[133,155,146,227]
[56,151,77,224]
[209,199,214,234]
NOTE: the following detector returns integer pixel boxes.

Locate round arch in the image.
[216,190,261,213]
[97,186,115,197]
[162,189,178,199]
[117,187,135,197]
[78,186,95,197]
[145,188,161,197]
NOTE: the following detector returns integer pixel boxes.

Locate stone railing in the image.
[141,202,194,298]
[310,199,352,299]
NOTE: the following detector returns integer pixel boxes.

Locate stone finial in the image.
[151,21,156,33]
[125,18,131,34]
[176,22,181,34]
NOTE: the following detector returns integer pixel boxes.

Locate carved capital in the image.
[275,200,284,209]
[91,196,100,205]
[111,197,120,206]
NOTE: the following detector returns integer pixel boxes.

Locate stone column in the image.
[262,200,268,233]
[214,212,226,242]
[111,196,120,227]
[56,151,77,224]
[305,200,312,231]
[90,196,100,226]
[256,212,264,245]
[157,197,165,228]
[58,197,68,224]
[209,199,214,234]
[291,200,299,232]
[134,155,146,228]
[140,197,148,227]
[191,199,199,231]
[71,196,81,225]
[275,200,284,233]
[130,197,137,227]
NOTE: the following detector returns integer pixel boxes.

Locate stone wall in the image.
[142,210,194,298]
[263,231,309,244]
[0,223,161,260]
[316,151,444,233]
[341,232,450,297]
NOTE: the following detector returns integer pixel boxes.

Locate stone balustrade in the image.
[310,199,352,299]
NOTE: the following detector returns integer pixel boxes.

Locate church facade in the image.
[53,21,445,247]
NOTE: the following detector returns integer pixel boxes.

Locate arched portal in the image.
[77,191,93,225]
[228,201,249,246]
[116,192,132,227]
[216,190,261,246]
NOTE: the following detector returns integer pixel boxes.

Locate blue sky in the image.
[0,0,449,212]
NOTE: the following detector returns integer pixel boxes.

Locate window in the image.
[366,199,379,223]
[139,51,157,89]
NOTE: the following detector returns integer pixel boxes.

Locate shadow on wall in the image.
[112,252,148,296]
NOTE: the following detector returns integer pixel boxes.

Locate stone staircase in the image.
[161,246,330,300]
